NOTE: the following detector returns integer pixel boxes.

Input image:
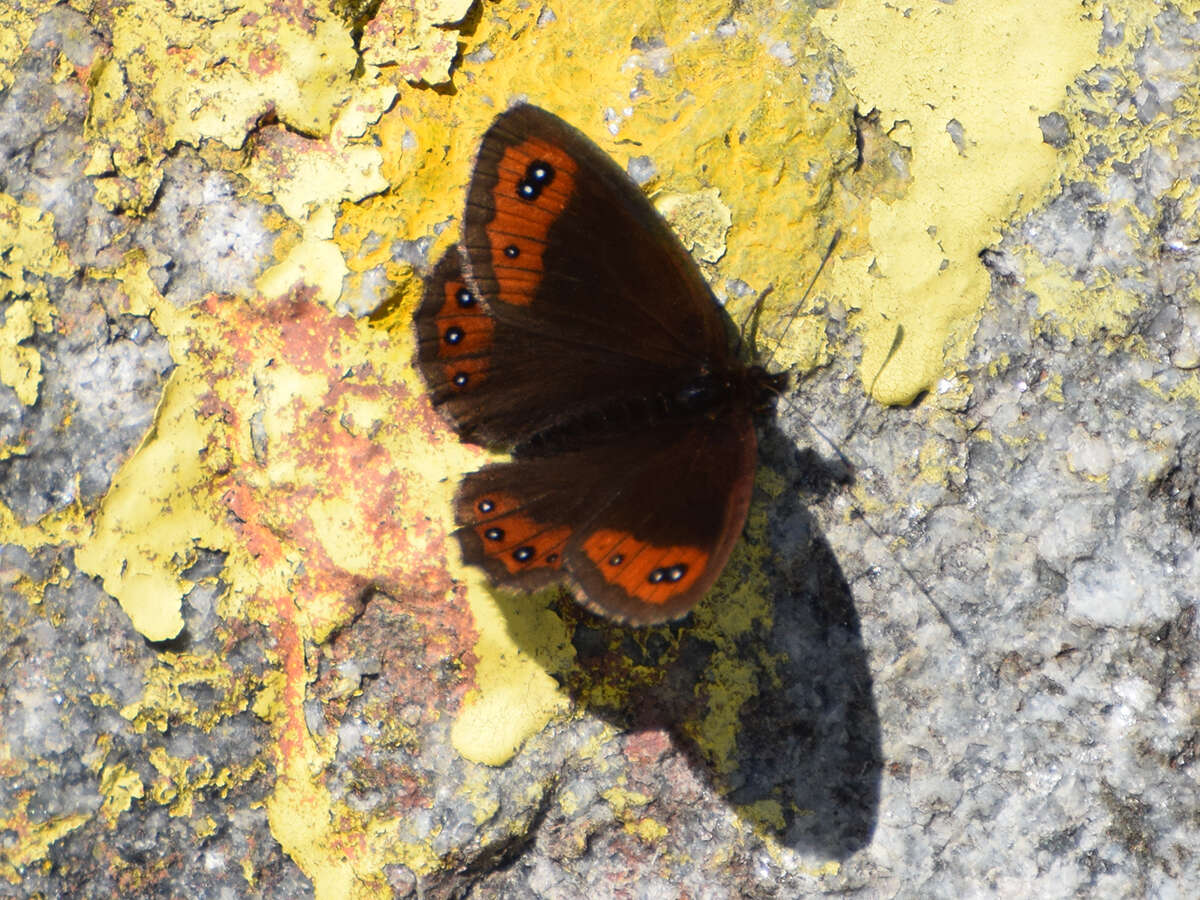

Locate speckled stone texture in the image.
[2,4,1198,899]
[0,544,310,897]
[1,7,311,896]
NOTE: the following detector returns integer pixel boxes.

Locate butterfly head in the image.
[746,365,790,414]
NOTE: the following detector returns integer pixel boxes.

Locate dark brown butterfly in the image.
[414,104,785,624]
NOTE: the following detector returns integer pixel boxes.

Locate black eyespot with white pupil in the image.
[484,527,504,542]
[648,564,688,584]
[608,554,624,566]
[444,326,464,345]
[516,159,555,201]
[453,373,468,387]
[455,287,476,307]
[513,546,534,563]
[478,499,494,513]
[504,244,519,258]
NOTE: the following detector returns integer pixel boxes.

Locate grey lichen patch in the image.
[0,285,172,524]
[0,545,303,896]
[131,152,281,308]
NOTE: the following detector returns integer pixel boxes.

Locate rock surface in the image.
[1,2,1197,898]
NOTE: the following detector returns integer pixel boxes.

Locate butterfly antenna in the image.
[759,228,842,369]
[850,508,968,646]
[792,404,966,645]
[752,227,851,460]
[785,317,903,468]
[777,302,966,645]
[851,320,904,425]
[740,285,775,359]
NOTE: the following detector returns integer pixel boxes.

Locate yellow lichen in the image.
[0,2,57,93]
[449,584,572,766]
[74,363,232,642]
[0,300,40,407]
[815,0,1102,403]
[360,0,474,84]
[0,196,72,408]
[99,763,146,826]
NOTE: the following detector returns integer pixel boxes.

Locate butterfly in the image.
[414,104,787,624]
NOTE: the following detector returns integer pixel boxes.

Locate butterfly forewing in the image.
[449,105,738,448]
[414,251,492,416]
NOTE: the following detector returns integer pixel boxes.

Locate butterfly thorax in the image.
[672,365,788,417]
[515,364,787,457]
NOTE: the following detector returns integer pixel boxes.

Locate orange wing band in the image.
[582,529,708,607]
[468,491,570,575]
[486,138,578,307]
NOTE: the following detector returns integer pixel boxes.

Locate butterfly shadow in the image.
[496,422,882,861]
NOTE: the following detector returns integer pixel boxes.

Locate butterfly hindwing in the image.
[453,413,757,624]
